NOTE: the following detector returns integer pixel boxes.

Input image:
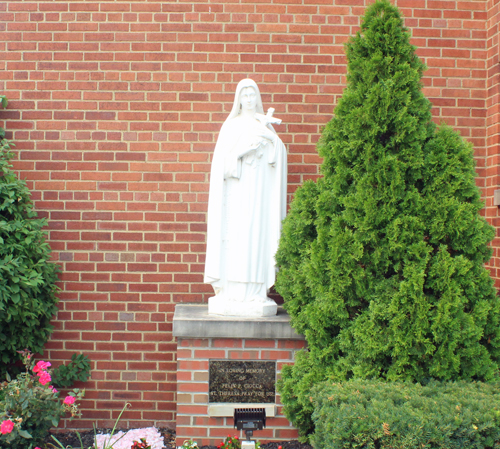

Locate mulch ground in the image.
[45,428,313,449]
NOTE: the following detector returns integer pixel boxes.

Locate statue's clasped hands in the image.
[238,113,279,164]
[253,120,278,145]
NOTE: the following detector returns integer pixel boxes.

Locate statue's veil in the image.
[225,78,275,132]
[225,78,266,122]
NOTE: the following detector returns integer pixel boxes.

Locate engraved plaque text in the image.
[209,360,275,403]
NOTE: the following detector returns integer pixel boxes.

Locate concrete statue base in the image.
[208,296,277,317]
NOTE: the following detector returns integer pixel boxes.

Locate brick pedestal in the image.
[173,304,306,447]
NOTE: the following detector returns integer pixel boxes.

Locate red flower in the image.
[33,361,51,374]
[63,395,76,405]
[38,371,51,386]
[0,420,14,434]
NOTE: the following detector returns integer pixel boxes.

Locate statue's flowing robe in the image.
[204,117,287,300]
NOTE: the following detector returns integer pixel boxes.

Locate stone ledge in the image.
[173,304,305,340]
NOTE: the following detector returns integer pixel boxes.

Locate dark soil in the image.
[45,428,312,449]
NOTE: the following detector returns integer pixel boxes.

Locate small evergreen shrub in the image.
[0,99,60,377]
[275,0,500,440]
[312,380,500,449]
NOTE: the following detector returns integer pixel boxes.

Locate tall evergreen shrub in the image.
[275,0,500,438]
[0,98,60,378]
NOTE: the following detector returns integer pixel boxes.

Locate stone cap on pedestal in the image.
[173,304,305,340]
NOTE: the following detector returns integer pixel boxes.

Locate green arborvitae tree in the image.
[275,0,500,438]
[0,97,60,378]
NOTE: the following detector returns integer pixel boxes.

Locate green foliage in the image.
[312,379,500,449]
[277,350,322,441]
[219,435,241,449]
[0,351,83,449]
[0,99,60,378]
[51,353,92,389]
[276,0,500,439]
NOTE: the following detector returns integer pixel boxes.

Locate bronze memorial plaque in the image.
[209,360,276,403]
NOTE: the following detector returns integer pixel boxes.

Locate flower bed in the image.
[46,428,311,449]
[0,350,83,449]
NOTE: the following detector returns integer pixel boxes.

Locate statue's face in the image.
[239,87,257,113]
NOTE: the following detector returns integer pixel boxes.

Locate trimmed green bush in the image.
[312,380,500,449]
[275,0,500,439]
[51,353,92,388]
[0,99,60,378]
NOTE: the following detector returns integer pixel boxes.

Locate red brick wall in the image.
[486,0,500,285]
[0,0,495,432]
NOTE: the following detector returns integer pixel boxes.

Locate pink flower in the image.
[0,420,14,434]
[33,360,51,374]
[63,395,75,405]
[49,386,58,393]
[38,371,51,386]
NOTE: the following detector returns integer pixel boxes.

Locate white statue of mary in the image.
[204,79,287,317]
